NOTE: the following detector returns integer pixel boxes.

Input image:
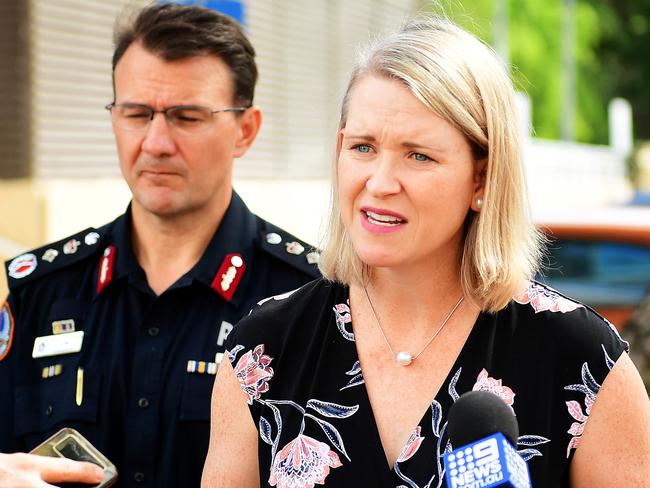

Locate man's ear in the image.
[233,107,262,158]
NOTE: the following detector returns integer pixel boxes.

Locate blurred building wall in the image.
[0,2,30,179]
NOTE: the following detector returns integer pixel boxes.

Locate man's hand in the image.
[0,452,104,488]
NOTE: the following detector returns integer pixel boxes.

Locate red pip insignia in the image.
[211,253,246,302]
[96,246,116,295]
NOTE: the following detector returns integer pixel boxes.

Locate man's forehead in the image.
[113,42,235,103]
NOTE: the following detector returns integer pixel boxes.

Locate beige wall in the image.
[0,180,45,299]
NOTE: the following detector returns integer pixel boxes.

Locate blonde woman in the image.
[202,16,650,487]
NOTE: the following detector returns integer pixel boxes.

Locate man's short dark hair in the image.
[112,3,257,106]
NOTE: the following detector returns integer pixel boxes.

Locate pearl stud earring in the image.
[476,198,483,210]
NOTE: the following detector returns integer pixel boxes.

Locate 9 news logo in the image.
[443,433,531,488]
[446,437,505,488]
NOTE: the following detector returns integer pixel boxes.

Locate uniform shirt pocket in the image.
[14,365,102,439]
[178,373,214,421]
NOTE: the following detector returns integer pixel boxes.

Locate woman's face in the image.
[337,75,483,272]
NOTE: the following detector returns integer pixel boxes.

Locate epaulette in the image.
[257,223,321,278]
[5,228,104,290]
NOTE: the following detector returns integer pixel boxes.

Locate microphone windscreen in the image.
[447,390,519,447]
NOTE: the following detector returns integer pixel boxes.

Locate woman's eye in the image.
[412,152,431,162]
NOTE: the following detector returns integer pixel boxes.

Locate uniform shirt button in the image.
[134,472,145,483]
[45,405,53,416]
[138,397,150,409]
[147,327,159,337]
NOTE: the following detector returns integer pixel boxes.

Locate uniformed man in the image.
[0,4,319,487]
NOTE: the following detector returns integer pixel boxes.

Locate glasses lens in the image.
[167,106,212,134]
[112,104,151,131]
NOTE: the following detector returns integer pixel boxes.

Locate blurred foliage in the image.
[437,0,650,145]
[592,0,650,142]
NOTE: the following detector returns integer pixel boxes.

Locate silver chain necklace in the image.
[363,285,464,366]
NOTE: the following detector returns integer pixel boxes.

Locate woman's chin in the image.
[354,249,404,270]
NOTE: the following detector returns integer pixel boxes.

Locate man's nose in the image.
[141,112,177,157]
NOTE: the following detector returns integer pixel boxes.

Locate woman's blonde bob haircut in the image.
[318,15,544,313]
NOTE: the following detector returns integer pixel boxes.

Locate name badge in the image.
[32,331,84,358]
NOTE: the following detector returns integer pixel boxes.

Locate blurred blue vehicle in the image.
[535,207,650,329]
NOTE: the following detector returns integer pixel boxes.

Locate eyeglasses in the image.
[105,102,248,135]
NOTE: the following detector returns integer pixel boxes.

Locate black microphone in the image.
[443,390,532,488]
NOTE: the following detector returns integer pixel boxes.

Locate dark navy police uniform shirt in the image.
[0,192,319,487]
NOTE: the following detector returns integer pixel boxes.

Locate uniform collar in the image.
[104,206,149,292]
[190,191,258,306]
[98,192,258,306]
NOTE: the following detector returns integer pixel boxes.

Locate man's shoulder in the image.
[4,226,109,291]
[253,217,320,279]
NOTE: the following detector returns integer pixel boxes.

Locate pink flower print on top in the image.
[514,282,583,314]
[269,434,343,488]
[472,368,515,406]
[397,426,425,463]
[233,344,274,404]
[333,302,354,341]
[565,392,595,457]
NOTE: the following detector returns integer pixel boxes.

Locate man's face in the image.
[112,42,259,220]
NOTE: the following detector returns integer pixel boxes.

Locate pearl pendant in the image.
[396,351,413,366]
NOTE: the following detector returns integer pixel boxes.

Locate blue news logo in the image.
[446,437,503,487]
[443,433,531,488]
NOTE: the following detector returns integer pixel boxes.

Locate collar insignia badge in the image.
[211,253,246,302]
[63,239,81,255]
[84,232,100,246]
[285,241,305,255]
[8,253,38,279]
[42,249,59,263]
[97,246,116,295]
[266,232,282,245]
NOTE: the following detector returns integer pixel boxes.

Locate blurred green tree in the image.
[439,0,650,144]
[591,0,650,141]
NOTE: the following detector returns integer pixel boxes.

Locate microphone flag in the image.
[443,431,531,488]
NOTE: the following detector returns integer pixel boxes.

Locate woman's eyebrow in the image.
[402,141,447,153]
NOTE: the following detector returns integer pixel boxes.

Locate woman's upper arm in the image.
[570,352,650,487]
[201,358,259,488]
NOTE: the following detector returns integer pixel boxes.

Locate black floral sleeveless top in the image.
[225,279,628,487]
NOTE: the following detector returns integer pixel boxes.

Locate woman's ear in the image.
[471,157,487,211]
[474,157,487,187]
[336,128,345,161]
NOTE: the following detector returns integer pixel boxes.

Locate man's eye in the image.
[123,110,150,119]
[353,144,371,153]
[172,110,206,124]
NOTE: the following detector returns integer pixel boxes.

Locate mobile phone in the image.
[30,428,118,487]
